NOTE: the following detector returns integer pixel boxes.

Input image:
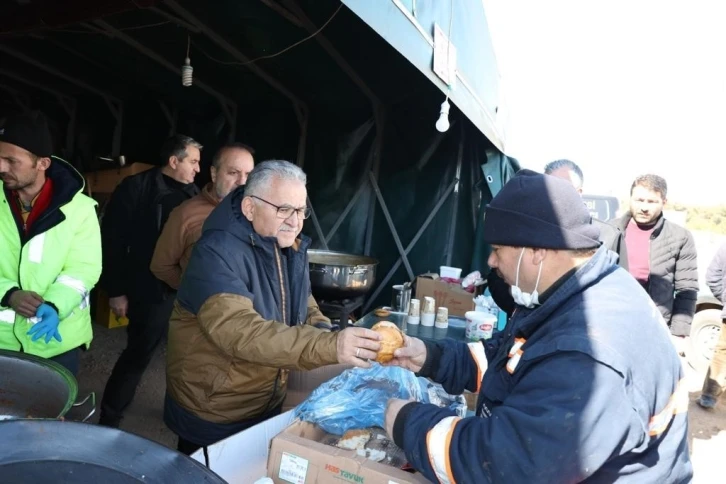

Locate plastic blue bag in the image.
[294,364,466,435]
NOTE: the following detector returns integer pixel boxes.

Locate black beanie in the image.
[483,169,601,250]
[0,111,53,158]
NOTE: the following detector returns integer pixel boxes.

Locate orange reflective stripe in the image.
[508,337,526,357]
[426,416,460,484]
[506,338,526,374]
[648,378,689,436]
[467,342,488,393]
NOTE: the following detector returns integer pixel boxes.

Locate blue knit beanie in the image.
[483,169,601,249]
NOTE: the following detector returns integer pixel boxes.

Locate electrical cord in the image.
[191,3,343,67]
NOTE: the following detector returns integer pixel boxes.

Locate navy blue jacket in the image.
[177,186,324,328]
[393,247,692,483]
[165,186,337,436]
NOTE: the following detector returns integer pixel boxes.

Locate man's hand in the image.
[387,336,427,373]
[27,303,62,344]
[337,327,381,368]
[670,334,689,357]
[385,398,412,439]
[109,295,129,319]
[8,290,44,318]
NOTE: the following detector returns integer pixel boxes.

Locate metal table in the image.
[355,310,468,343]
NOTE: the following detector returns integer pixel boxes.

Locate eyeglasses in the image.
[250,195,311,220]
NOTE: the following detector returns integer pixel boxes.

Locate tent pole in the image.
[325,181,366,245]
[275,1,385,255]
[364,108,385,255]
[0,84,29,110]
[159,101,178,136]
[292,105,327,249]
[259,0,304,28]
[445,124,465,266]
[0,46,123,157]
[363,178,458,313]
[59,97,78,157]
[367,170,415,281]
[281,0,382,106]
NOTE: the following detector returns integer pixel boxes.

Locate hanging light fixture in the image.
[435,0,455,133]
[435,98,451,132]
[181,34,193,87]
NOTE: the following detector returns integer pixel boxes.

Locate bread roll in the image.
[337,429,371,450]
[371,321,404,363]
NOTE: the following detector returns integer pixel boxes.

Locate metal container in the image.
[308,250,378,301]
[391,284,412,313]
[0,350,94,422]
[0,419,226,483]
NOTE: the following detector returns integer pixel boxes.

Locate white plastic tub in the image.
[439,266,463,279]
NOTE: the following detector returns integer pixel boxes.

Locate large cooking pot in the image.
[308,250,378,300]
[0,419,226,483]
[0,349,94,421]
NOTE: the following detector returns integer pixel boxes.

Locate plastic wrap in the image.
[294,364,466,435]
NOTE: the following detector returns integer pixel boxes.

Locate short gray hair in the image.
[245,160,307,198]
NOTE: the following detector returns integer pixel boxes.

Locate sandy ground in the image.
[76,325,725,480]
[75,325,176,448]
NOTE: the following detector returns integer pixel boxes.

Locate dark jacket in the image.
[706,241,726,319]
[393,247,692,483]
[99,167,198,303]
[614,212,699,336]
[488,217,627,318]
[595,218,628,269]
[165,187,337,440]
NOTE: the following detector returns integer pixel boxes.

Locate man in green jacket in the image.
[0,111,101,375]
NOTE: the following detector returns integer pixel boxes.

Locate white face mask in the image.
[510,248,543,308]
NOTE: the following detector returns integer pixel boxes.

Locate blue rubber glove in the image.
[27,303,62,343]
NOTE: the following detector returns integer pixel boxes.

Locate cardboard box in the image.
[84,162,154,196]
[415,276,475,317]
[268,421,429,484]
[283,364,352,412]
[191,410,296,483]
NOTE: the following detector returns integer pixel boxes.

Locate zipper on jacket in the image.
[266,245,287,408]
[274,246,287,325]
[261,370,281,415]
[12,242,26,348]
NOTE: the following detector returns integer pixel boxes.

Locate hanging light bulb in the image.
[181,57,193,87]
[181,34,193,87]
[435,98,451,132]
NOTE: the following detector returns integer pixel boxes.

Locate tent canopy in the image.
[0,0,517,309]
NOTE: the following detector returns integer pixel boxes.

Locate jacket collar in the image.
[616,211,666,236]
[3,156,84,215]
[201,182,220,206]
[511,245,619,338]
[3,156,85,242]
[154,167,198,197]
